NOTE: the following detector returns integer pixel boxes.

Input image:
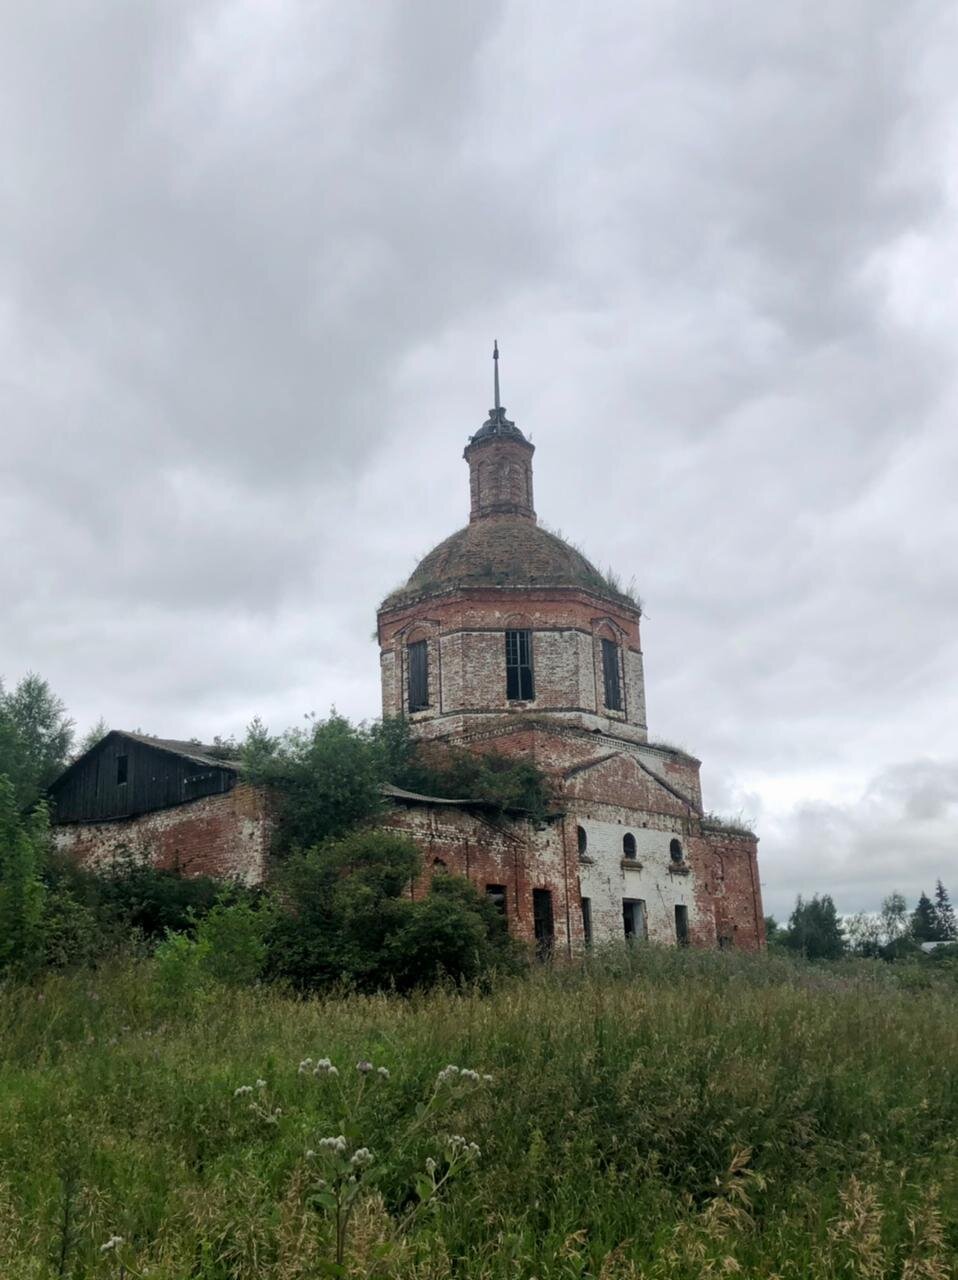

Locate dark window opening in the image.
[116,754,128,786]
[581,897,593,948]
[485,884,507,916]
[675,904,690,946]
[408,640,429,712]
[718,934,733,951]
[577,825,588,856]
[533,888,555,957]
[669,838,684,864]
[505,629,535,701]
[623,832,637,859]
[432,858,447,872]
[623,898,647,941]
[601,638,622,711]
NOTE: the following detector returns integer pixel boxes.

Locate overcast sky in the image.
[3,1,956,918]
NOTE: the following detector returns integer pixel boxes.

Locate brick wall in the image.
[379,587,648,742]
[53,782,274,886]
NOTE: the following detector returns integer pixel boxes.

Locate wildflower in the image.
[233,1085,253,1097]
[356,1060,373,1074]
[376,1066,390,1080]
[256,1079,267,1089]
[305,1150,316,1160]
[467,1142,481,1158]
[425,1157,437,1175]
[313,1058,339,1077]
[460,1069,480,1083]
[100,1236,123,1253]
[350,1147,374,1168]
[298,1058,314,1073]
[437,1064,460,1084]
[448,1135,466,1152]
[483,1074,494,1084]
[319,1135,348,1154]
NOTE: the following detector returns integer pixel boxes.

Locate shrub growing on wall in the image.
[266,828,522,992]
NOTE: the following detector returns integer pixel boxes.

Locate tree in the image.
[881,893,909,943]
[843,912,883,958]
[242,713,399,852]
[910,891,941,943]
[933,880,957,941]
[0,673,74,807]
[266,828,521,992]
[0,778,49,973]
[74,717,109,759]
[782,894,846,959]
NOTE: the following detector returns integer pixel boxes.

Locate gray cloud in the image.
[2,1,956,914]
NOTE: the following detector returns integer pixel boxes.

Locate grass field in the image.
[1,948,956,1278]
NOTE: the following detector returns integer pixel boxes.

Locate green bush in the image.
[396,741,555,823]
[266,828,523,992]
[195,896,270,985]
[0,778,48,975]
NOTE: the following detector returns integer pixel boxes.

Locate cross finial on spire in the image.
[493,339,500,414]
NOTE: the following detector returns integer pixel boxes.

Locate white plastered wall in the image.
[576,818,711,946]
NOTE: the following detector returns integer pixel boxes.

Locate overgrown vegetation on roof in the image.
[700,811,758,838]
[241,713,556,849]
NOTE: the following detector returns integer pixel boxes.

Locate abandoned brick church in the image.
[51,353,765,953]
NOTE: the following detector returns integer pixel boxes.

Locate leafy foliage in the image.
[0,672,74,808]
[241,713,409,852]
[0,777,49,974]
[266,828,521,992]
[782,893,846,959]
[394,739,555,823]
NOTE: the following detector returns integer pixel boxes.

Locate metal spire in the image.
[493,339,501,417]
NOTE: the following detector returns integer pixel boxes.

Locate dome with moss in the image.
[381,515,638,611]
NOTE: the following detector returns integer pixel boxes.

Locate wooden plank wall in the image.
[50,737,236,823]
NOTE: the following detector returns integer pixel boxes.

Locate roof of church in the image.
[381,515,640,610]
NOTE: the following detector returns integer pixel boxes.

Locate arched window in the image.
[577,825,588,856]
[623,832,637,859]
[601,638,623,711]
[408,640,429,712]
[669,838,684,864]
[432,858,447,872]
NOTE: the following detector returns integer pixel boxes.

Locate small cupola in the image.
[463,341,535,522]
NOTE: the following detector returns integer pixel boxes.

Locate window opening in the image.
[623,832,637,859]
[505,629,535,701]
[533,888,555,957]
[408,640,429,712]
[601,638,622,711]
[623,898,647,941]
[116,754,128,786]
[581,897,593,948]
[669,838,684,864]
[675,904,690,946]
[718,934,733,951]
[485,884,507,916]
[577,825,588,856]
[432,858,447,872]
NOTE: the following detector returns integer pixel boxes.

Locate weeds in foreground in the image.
[0,949,955,1277]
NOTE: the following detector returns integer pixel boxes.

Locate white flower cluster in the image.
[318,1135,348,1154]
[233,1085,253,1097]
[350,1147,374,1168]
[100,1236,124,1253]
[447,1134,481,1159]
[436,1064,493,1086]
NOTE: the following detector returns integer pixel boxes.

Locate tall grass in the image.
[1,948,956,1278]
